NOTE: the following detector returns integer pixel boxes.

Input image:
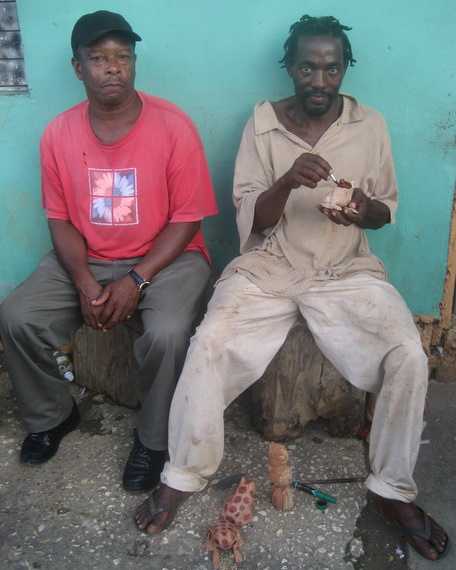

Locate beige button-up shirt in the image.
[221,95,398,296]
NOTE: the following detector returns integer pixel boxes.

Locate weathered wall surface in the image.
[1,0,455,318]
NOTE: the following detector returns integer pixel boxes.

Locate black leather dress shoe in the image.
[20,398,81,465]
[123,429,168,493]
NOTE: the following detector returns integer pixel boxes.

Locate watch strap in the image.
[127,269,150,292]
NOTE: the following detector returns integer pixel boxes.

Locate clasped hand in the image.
[80,275,140,331]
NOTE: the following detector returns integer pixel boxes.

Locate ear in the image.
[286,63,293,78]
[71,57,83,81]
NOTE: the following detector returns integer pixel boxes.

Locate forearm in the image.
[252,153,334,233]
[253,177,293,232]
[131,221,201,281]
[48,218,98,294]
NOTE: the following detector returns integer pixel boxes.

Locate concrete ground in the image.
[0,349,454,570]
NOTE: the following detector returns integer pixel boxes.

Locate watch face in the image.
[139,281,150,291]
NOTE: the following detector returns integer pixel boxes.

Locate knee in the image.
[0,292,28,340]
[400,336,427,366]
[142,314,191,350]
[386,338,428,390]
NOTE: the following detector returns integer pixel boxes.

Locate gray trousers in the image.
[0,250,210,450]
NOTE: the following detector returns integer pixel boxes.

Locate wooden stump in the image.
[251,316,366,442]
[73,315,143,408]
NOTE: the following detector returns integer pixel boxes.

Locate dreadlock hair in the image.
[279,15,356,68]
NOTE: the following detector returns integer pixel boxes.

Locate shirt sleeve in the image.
[233,116,275,253]
[166,116,218,223]
[40,124,70,221]
[370,114,398,224]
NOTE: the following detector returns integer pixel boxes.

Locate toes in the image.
[428,517,448,553]
[407,535,438,560]
[135,499,152,530]
[423,543,438,560]
[409,517,448,559]
[134,498,176,534]
[430,530,447,553]
[423,540,446,559]
[144,521,163,535]
[143,508,176,535]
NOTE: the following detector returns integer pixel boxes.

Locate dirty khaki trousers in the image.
[0,250,210,450]
[161,272,428,503]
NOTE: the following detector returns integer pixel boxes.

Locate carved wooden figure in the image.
[205,520,244,567]
[220,476,256,526]
[268,442,294,511]
[205,476,256,567]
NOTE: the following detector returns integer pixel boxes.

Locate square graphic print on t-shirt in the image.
[89,168,138,225]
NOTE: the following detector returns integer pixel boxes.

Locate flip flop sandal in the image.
[399,506,450,561]
[140,485,190,533]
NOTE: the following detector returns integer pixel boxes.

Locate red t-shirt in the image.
[41,91,218,263]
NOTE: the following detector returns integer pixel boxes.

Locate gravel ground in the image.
[0,350,454,569]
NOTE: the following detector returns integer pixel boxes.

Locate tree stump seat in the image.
[251,316,366,442]
[73,315,143,408]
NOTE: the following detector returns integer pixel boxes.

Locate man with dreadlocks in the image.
[135,15,449,560]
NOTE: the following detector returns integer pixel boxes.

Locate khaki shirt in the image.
[221,95,398,296]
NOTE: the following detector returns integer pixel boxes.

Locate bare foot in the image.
[376,496,448,560]
[135,483,193,535]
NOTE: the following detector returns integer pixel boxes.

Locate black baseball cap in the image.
[71,10,142,54]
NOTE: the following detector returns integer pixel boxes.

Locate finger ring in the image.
[126,315,132,320]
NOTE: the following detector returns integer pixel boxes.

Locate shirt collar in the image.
[254,94,363,135]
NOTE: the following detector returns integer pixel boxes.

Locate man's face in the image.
[72,33,137,108]
[287,34,348,117]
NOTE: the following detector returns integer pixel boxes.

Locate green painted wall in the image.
[1,0,455,316]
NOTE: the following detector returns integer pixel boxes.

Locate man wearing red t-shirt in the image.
[0,11,218,493]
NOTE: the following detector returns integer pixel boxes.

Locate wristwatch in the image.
[127,269,151,293]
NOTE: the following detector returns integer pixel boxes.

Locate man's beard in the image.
[299,90,336,116]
